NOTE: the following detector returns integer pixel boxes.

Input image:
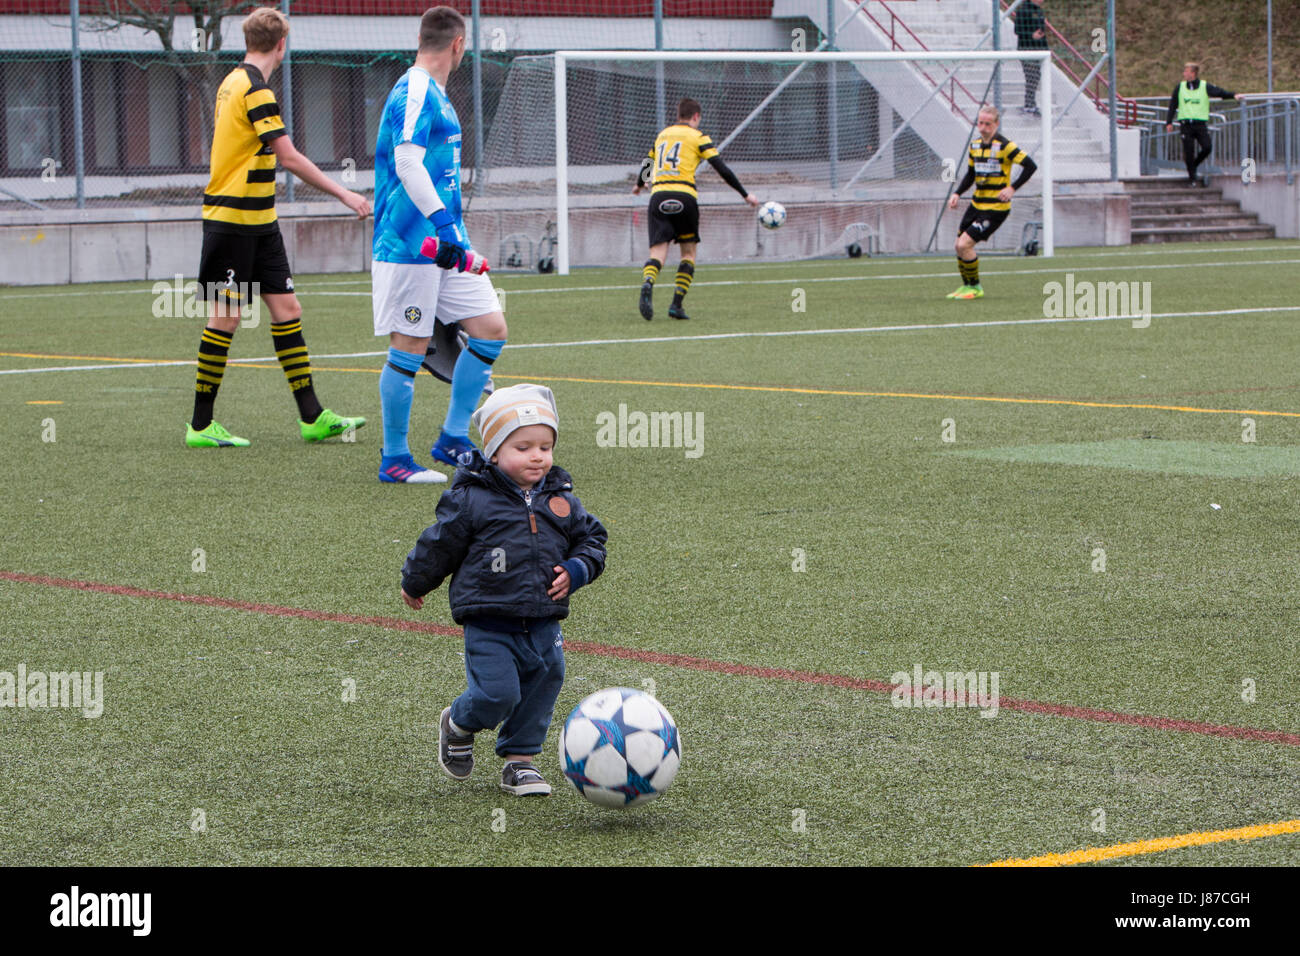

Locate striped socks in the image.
[958,256,980,287]
[271,320,323,423]
[191,326,232,430]
[642,258,662,285]
[671,260,695,308]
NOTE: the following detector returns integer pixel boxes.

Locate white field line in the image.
[3,251,1300,301]
[5,304,1300,376]
[245,242,1300,288]
[300,258,1300,298]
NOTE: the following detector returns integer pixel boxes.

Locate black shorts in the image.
[958,205,1010,244]
[648,191,701,246]
[198,223,294,307]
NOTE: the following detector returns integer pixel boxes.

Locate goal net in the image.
[468,50,1053,273]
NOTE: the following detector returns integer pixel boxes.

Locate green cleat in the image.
[300,408,366,443]
[953,285,984,300]
[186,421,250,448]
[946,285,973,299]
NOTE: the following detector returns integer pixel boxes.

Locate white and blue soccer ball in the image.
[758,200,787,230]
[558,687,681,808]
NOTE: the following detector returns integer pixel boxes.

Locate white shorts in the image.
[371,260,501,338]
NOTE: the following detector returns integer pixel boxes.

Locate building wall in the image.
[0,14,806,181]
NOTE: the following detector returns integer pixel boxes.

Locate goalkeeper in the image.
[371,6,506,484]
[632,97,759,321]
[945,105,1037,300]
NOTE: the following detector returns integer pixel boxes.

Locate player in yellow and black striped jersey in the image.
[631,97,759,321]
[201,62,287,232]
[187,6,371,450]
[944,105,1037,300]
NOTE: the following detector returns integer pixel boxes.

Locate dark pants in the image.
[1180,121,1213,181]
[450,617,565,757]
[1021,60,1041,109]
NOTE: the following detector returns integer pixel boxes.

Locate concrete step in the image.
[1122,178,1212,191]
[1130,200,1241,215]
[1131,224,1276,243]
[1121,176,1274,241]
[1126,188,1225,203]
[1132,212,1268,229]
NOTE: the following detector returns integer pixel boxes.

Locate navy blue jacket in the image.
[402,450,608,625]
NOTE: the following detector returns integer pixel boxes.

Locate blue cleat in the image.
[379,453,447,484]
[431,430,477,467]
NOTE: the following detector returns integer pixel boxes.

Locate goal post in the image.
[480,49,1054,274]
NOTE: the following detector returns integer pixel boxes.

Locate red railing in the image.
[857,0,986,121]
[1000,0,1138,127]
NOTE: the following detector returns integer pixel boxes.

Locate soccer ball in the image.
[758,200,786,230]
[558,687,681,808]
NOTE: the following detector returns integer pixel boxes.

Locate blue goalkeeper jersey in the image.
[373,67,468,264]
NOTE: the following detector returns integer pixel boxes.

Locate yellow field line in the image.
[0,351,160,363]
[496,373,1300,419]
[8,352,1300,419]
[981,818,1300,867]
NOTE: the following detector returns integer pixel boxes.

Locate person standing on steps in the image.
[1014,0,1048,117]
[1165,62,1244,186]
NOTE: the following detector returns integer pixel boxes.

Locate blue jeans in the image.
[450,616,565,757]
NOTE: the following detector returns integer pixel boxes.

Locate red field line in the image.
[0,570,461,639]
[4,569,1299,748]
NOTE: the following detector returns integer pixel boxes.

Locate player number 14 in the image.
[656,141,681,173]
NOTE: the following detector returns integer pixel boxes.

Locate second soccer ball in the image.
[758,201,787,230]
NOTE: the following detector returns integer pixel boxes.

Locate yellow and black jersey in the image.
[644,124,719,198]
[965,133,1033,211]
[202,63,287,233]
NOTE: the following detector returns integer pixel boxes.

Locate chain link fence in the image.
[0,1,790,214]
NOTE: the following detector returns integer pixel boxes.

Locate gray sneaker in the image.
[500,761,551,796]
[438,707,474,780]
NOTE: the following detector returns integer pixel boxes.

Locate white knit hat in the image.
[471,383,559,460]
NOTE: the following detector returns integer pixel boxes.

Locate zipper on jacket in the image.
[523,489,537,534]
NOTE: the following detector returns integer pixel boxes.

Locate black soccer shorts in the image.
[958,205,1010,244]
[647,191,701,246]
[198,223,294,307]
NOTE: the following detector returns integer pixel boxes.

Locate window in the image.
[3,60,61,172]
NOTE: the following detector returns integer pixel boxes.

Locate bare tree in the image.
[89,0,261,162]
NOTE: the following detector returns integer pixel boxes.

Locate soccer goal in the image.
[470,50,1053,274]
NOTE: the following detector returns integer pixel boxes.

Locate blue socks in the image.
[443,337,505,437]
[382,337,505,457]
[379,347,424,457]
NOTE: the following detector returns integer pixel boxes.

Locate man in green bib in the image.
[1165,62,1244,186]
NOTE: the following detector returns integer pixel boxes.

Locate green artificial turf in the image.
[2,240,1298,865]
